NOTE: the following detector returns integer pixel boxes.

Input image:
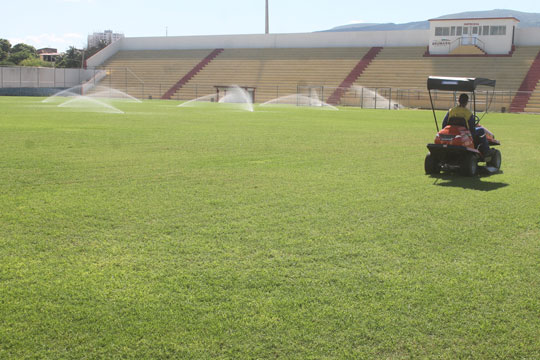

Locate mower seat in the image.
[447,117,467,127]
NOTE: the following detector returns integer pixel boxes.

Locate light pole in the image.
[265,0,269,34]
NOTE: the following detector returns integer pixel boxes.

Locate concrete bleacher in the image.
[97,49,216,99]
[95,45,540,112]
[525,89,540,113]
[511,48,540,112]
[343,46,540,110]
[173,47,371,103]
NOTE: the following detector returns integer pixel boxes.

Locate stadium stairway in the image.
[449,45,486,55]
[326,47,382,105]
[161,48,224,99]
[509,49,540,112]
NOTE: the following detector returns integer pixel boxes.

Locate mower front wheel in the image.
[424,153,440,174]
[487,149,502,170]
[460,153,478,176]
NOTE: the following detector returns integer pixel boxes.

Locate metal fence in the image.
[295,85,518,112]
[1,65,534,113]
[85,81,523,113]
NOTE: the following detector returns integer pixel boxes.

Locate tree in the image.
[0,38,11,61]
[55,46,82,68]
[8,50,36,64]
[8,43,38,65]
[11,43,36,54]
[20,57,53,67]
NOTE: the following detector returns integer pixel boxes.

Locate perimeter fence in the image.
[165,84,520,112]
[0,66,101,96]
[0,65,531,113]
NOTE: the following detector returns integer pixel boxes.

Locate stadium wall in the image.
[86,27,540,68]
[515,27,540,46]
[86,30,429,67]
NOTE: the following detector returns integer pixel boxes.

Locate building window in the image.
[451,26,456,36]
[463,27,468,35]
[456,26,462,36]
[435,27,450,36]
[490,26,506,35]
[483,25,490,35]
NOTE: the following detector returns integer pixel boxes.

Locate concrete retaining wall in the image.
[86,30,429,67]
[0,67,100,89]
[515,28,540,46]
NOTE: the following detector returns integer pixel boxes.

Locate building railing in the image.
[449,37,487,53]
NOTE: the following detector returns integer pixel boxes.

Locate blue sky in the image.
[2,0,538,52]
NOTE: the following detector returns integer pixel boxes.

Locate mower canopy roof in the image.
[427,76,496,92]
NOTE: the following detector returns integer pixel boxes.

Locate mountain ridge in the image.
[322,9,540,32]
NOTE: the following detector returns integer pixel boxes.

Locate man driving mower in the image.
[442,93,493,157]
[425,76,501,177]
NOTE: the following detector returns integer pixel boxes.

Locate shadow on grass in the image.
[430,171,509,192]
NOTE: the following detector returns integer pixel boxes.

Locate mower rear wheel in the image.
[487,149,502,170]
[424,153,440,174]
[460,153,478,176]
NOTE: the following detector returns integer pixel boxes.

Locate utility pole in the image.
[265,0,269,34]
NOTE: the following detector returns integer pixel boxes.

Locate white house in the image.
[428,17,520,55]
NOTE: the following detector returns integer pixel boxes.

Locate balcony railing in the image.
[449,37,486,53]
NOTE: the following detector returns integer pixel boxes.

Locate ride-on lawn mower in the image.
[425,76,502,176]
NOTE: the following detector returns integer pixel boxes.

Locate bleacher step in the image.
[509,49,540,112]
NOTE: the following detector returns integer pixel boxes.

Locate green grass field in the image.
[1,96,539,359]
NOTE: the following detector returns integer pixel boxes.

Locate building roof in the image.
[428,17,520,22]
[37,48,58,54]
